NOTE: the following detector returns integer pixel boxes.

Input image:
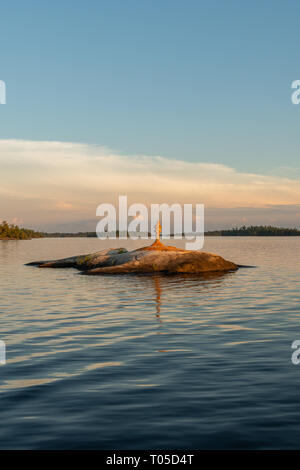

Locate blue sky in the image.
[1,0,300,174]
[0,1,300,230]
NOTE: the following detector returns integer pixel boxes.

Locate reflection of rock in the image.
[26,242,238,275]
[154,276,162,319]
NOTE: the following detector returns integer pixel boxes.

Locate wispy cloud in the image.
[0,139,299,229]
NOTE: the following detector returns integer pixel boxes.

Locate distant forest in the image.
[44,225,300,237]
[0,221,44,240]
[205,225,300,236]
[1,223,300,240]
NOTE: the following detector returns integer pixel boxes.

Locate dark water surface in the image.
[0,237,300,449]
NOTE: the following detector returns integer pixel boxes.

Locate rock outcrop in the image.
[26,241,238,275]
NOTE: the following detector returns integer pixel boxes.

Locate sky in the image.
[0,0,300,230]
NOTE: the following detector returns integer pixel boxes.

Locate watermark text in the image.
[96,196,204,250]
[0,80,6,104]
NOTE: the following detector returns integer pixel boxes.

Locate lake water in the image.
[0,237,300,449]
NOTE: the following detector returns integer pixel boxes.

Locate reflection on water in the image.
[154,276,162,320]
[0,237,300,449]
[151,271,234,323]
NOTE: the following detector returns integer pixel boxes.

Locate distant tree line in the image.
[36,226,300,237]
[0,221,44,240]
[44,232,97,238]
[205,225,300,236]
[43,231,151,238]
[1,223,300,240]
[44,225,300,237]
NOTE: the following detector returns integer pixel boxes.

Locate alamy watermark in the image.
[96,196,204,250]
[0,80,6,104]
[291,340,300,365]
[0,340,6,365]
[291,80,300,104]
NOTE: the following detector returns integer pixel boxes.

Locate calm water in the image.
[0,237,300,449]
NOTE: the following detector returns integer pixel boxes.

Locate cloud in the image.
[55,201,81,211]
[0,139,299,229]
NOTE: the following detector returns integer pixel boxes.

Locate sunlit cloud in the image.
[55,201,81,211]
[0,139,299,229]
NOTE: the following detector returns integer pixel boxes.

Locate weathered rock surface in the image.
[26,242,238,275]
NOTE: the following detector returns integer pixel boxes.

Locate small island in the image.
[26,222,238,275]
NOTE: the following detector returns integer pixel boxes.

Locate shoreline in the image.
[2,234,300,240]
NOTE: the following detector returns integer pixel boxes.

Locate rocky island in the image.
[26,223,238,275]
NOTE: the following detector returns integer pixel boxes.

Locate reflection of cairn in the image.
[154,276,162,321]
